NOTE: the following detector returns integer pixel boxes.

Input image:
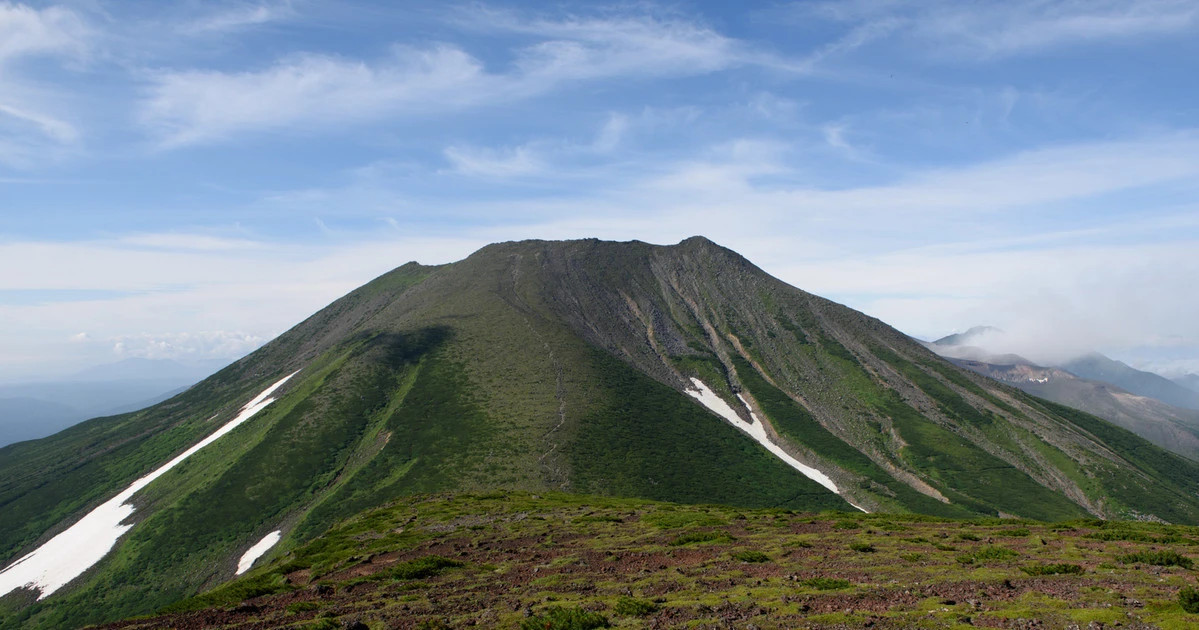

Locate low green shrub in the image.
[973,546,1018,562]
[732,550,770,563]
[1087,530,1155,542]
[1179,586,1199,614]
[670,530,733,546]
[1020,563,1083,576]
[802,577,851,590]
[849,542,876,553]
[380,555,464,581]
[520,606,610,630]
[613,596,658,617]
[286,601,322,614]
[1117,550,1193,569]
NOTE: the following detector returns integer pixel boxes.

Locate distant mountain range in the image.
[0,359,225,447]
[925,330,1199,460]
[1059,353,1199,411]
[1175,373,1199,393]
[7,238,1199,629]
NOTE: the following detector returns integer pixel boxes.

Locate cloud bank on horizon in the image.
[1,0,1198,380]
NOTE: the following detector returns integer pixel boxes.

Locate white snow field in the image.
[0,371,299,600]
[236,530,282,575]
[686,378,868,512]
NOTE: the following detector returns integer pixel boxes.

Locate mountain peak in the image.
[932,325,1003,347]
[10,236,1199,629]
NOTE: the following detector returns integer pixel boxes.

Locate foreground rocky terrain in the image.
[99,493,1199,629]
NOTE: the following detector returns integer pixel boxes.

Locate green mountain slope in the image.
[4,237,1199,629]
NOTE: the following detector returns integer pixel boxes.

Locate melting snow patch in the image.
[686,378,868,512]
[236,530,282,575]
[0,371,299,600]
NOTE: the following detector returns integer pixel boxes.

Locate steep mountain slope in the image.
[946,357,1199,461]
[1061,353,1199,411]
[5,237,1199,629]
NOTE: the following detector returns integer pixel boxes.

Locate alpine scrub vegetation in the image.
[95,493,1199,629]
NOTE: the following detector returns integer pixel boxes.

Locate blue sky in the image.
[2,0,1199,380]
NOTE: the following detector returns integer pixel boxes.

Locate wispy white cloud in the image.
[0,99,80,166]
[442,114,634,179]
[110,330,267,360]
[592,113,627,152]
[475,10,748,77]
[0,2,89,65]
[137,10,792,147]
[795,0,1199,60]
[140,46,488,147]
[0,3,90,166]
[443,143,545,178]
[0,102,77,143]
[119,233,266,251]
[178,1,294,36]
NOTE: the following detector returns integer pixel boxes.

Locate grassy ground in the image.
[99,492,1199,629]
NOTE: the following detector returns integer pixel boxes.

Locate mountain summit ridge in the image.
[5,237,1199,629]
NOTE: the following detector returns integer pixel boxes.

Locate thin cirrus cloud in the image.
[137,13,765,147]
[0,2,88,63]
[177,1,295,36]
[796,0,1199,59]
[443,144,546,178]
[139,46,489,147]
[0,3,88,164]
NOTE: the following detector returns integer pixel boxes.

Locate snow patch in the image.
[236,530,281,575]
[0,371,299,600]
[686,378,868,512]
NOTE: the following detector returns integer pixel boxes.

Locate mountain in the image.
[931,326,1003,348]
[66,358,225,383]
[946,357,1199,461]
[1176,373,1199,393]
[926,334,1199,461]
[1060,353,1199,412]
[0,362,214,447]
[6,237,1199,629]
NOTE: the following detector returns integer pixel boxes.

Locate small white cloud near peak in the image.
[111,331,267,361]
